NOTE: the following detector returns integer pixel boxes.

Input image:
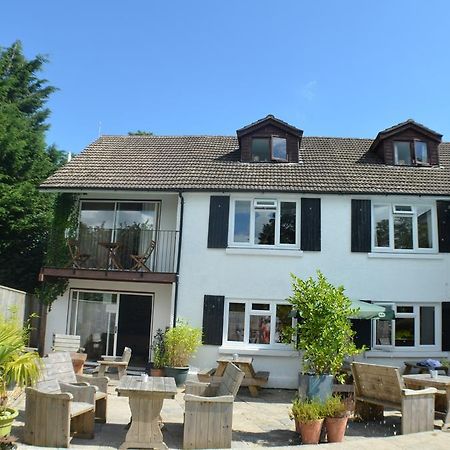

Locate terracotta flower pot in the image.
[150,368,165,377]
[325,416,348,443]
[296,418,324,445]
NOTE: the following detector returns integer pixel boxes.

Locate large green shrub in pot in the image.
[0,311,41,436]
[286,271,362,399]
[163,320,202,386]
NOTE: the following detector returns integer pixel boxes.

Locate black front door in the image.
[117,294,152,366]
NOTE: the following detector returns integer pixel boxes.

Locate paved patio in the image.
[11,379,450,449]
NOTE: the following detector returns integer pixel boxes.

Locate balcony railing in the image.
[72,228,179,273]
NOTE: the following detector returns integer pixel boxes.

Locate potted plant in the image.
[286,271,362,401]
[323,395,350,443]
[0,312,41,437]
[289,397,324,445]
[163,319,202,386]
[150,328,166,377]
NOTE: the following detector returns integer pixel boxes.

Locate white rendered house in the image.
[40,115,450,388]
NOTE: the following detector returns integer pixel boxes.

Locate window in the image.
[373,303,439,350]
[251,137,287,162]
[230,198,299,247]
[393,141,428,166]
[372,203,436,252]
[224,300,292,347]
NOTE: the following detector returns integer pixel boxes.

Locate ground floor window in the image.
[373,303,439,350]
[224,299,292,347]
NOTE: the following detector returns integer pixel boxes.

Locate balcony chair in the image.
[130,240,156,271]
[67,239,90,269]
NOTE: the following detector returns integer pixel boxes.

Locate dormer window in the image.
[251,137,287,162]
[394,140,428,166]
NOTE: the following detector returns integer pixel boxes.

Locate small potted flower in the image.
[150,328,166,377]
[323,395,351,443]
[289,397,324,445]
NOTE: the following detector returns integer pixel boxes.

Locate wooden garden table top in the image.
[116,375,177,397]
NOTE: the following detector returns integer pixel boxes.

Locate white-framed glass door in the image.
[69,290,120,359]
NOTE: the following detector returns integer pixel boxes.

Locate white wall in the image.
[177,192,450,388]
[45,279,173,355]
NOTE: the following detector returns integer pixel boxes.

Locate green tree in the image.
[128,130,154,136]
[0,41,65,293]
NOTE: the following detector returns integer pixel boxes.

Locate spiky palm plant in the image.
[0,312,41,415]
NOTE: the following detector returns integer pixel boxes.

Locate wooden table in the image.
[99,242,123,270]
[116,376,177,449]
[404,361,449,375]
[215,356,269,397]
[403,374,450,430]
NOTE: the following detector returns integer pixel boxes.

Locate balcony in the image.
[41,228,179,284]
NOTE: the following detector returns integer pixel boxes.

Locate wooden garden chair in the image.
[96,347,132,380]
[67,239,90,268]
[130,240,156,271]
[184,362,244,449]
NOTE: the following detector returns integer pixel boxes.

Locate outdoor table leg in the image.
[120,393,167,450]
[443,386,450,431]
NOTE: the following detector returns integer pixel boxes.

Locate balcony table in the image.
[403,373,450,430]
[98,241,123,270]
[116,375,177,449]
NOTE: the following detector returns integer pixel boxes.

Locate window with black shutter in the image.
[437,201,450,253]
[300,198,321,251]
[442,302,450,351]
[202,295,225,345]
[207,196,230,248]
[351,199,371,252]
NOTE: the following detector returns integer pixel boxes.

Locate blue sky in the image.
[2,1,450,153]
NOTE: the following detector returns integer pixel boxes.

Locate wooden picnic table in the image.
[215,356,269,397]
[404,361,449,375]
[403,373,450,430]
[116,376,177,449]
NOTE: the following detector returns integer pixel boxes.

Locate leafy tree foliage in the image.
[0,41,65,293]
[128,130,153,136]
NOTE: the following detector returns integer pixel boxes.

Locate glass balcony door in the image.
[78,201,159,270]
[69,291,119,360]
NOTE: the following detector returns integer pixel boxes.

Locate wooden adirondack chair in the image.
[183,362,244,449]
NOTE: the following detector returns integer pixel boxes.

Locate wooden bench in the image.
[184,362,245,449]
[52,333,84,352]
[352,362,437,434]
[24,376,96,447]
[45,351,109,422]
[97,346,132,380]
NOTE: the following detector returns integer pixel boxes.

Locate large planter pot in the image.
[164,366,189,386]
[150,367,165,377]
[325,416,348,443]
[0,408,19,437]
[296,418,324,445]
[298,373,334,402]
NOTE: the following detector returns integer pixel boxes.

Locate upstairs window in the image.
[230,198,299,247]
[373,203,435,252]
[394,141,428,166]
[251,137,287,162]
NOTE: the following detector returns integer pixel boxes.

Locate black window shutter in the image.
[207,196,230,248]
[351,319,372,350]
[442,302,450,351]
[202,295,225,345]
[351,199,371,252]
[437,201,450,253]
[301,198,321,251]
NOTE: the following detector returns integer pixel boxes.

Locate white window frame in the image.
[223,299,293,349]
[228,197,300,249]
[371,202,437,253]
[372,302,440,351]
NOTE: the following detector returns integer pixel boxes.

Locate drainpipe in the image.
[172,192,184,327]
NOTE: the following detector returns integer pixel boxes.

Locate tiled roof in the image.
[40,135,450,195]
